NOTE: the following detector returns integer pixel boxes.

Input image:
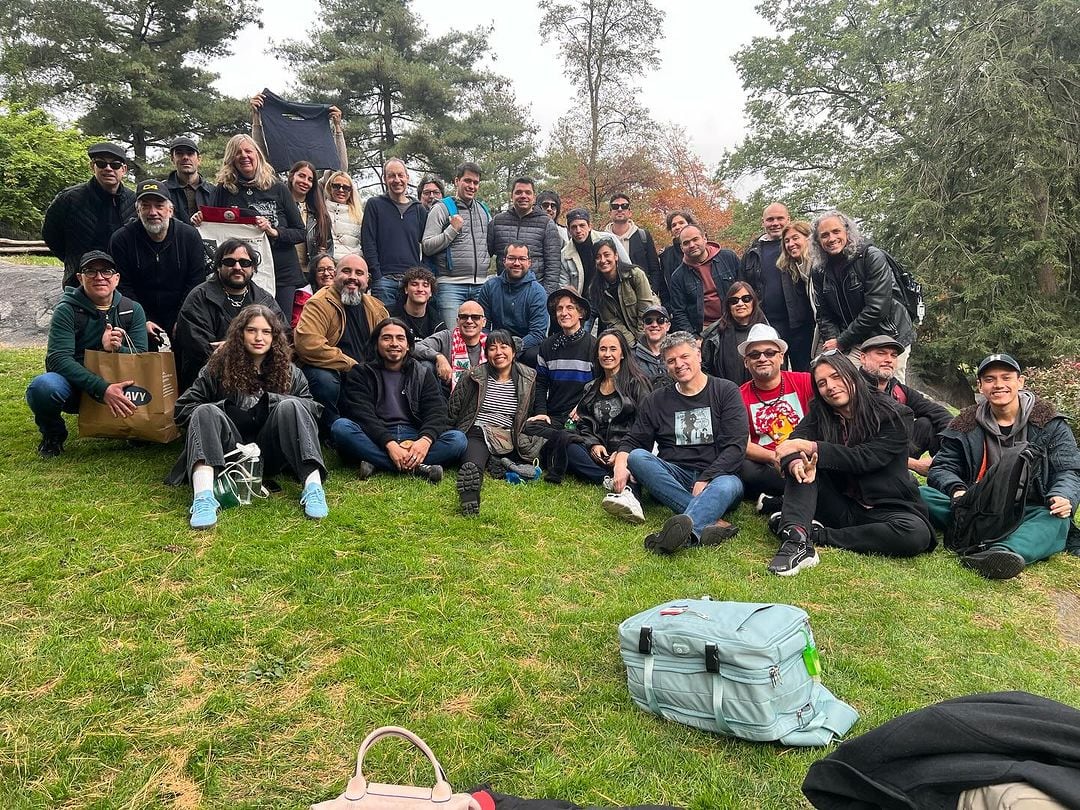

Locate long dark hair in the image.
[306,251,334,290]
[588,236,635,314]
[289,160,332,253]
[594,329,651,399]
[716,280,766,332]
[207,304,292,396]
[809,351,905,445]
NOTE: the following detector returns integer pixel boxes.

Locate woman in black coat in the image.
[766,351,934,576]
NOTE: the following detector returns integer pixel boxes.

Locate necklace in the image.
[225,289,249,309]
[749,375,785,405]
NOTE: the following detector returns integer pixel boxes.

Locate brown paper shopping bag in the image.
[78,350,181,443]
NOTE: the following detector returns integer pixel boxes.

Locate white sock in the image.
[192,465,214,496]
[304,469,322,489]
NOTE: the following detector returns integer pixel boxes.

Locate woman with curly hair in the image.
[167,304,328,529]
[194,134,306,320]
[700,280,769,384]
[323,171,363,257]
[287,160,333,268]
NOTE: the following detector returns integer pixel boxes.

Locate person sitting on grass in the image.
[26,250,148,458]
[922,353,1080,579]
[566,329,654,525]
[331,318,467,483]
[448,330,546,515]
[167,304,328,529]
[767,351,935,577]
[610,331,747,553]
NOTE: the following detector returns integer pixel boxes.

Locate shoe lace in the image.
[191,494,217,516]
[301,485,327,509]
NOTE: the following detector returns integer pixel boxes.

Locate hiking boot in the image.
[456,462,482,516]
[355,461,376,481]
[961,547,1025,580]
[755,493,783,515]
[700,522,739,546]
[189,491,220,530]
[300,482,329,520]
[37,435,65,458]
[767,525,820,576]
[415,464,443,484]
[645,514,693,555]
[602,488,645,524]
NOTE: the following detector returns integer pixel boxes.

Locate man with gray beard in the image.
[294,253,389,431]
[109,179,207,346]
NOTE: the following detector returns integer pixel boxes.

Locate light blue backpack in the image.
[618,598,859,746]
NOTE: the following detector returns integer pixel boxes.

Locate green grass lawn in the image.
[2,347,1079,809]
[1,254,62,267]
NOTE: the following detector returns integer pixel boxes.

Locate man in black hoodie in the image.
[110,179,208,346]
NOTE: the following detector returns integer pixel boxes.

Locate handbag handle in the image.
[345,726,453,802]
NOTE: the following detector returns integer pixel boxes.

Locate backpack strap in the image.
[441,195,458,217]
[72,295,136,335]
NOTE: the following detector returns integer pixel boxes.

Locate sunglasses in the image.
[610,202,631,210]
[92,159,125,170]
[221,257,255,268]
[643,316,668,326]
[80,267,117,278]
[330,183,351,192]
[540,202,557,209]
[727,294,754,305]
[746,349,782,360]
[458,313,484,321]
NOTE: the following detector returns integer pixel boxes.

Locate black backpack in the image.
[880,249,925,324]
[71,296,138,335]
[944,443,1041,555]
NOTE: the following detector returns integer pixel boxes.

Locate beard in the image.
[338,287,364,307]
[864,365,893,383]
[140,216,168,236]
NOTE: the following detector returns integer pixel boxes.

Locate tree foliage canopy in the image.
[724,0,1080,380]
[0,0,257,164]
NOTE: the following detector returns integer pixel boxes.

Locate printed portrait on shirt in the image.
[675,407,713,446]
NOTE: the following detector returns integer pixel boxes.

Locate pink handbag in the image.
[312,726,481,810]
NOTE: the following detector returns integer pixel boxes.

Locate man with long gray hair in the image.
[810,210,915,381]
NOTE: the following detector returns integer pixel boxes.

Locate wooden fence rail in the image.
[0,239,51,256]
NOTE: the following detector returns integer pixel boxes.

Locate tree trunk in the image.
[1030,177,1058,295]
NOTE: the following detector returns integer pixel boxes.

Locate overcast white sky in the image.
[214,0,772,170]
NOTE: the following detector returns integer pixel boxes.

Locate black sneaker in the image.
[699,523,739,546]
[755,493,783,515]
[456,462,483,516]
[961,547,1025,580]
[767,526,820,576]
[415,464,443,484]
[768,511,783,536]
[768,512,823,540]
[645,514,693,555]
[355,461,376,480]
[37,435,65,458]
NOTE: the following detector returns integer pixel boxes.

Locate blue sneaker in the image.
[190,491,220,530]
[300,482,329,519]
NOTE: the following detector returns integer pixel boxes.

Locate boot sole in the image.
[457,463,483,515]
[647,515,693,555]
[962,549,1025,580]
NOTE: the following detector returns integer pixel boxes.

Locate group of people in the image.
[28,133,1080,580]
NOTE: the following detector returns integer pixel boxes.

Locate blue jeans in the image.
[370,276,402,311]
[26,372,80,439]
[435,282,484,331]
[300,365,342,430]
[330,419,467,471]
[565,442,609,485]
[627,449,743,535]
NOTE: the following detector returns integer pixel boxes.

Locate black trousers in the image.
[911,416,941,458]
[184,400,325,482]
[741,459,785,498]
[781,472,934,557]
[777,321,814,372]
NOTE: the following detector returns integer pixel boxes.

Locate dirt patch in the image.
[1052,589,1080,647]
[0,261,63,348]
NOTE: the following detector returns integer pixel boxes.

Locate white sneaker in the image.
[602,488,645,524]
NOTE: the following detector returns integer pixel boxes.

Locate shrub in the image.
[1023,358,1080,420]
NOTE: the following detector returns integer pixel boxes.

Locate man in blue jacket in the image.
[476,243,549,354]
[362,158,427,310]
[25,251,148,457]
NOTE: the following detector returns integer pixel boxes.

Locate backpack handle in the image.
[344,726,452,802]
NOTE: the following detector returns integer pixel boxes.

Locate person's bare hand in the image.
[103,380,136,418]
[908,455,932,476]
[449,214,464,230]
[387,441,410,471]
[590,445,609,464]
[691,480,707,497]
[435,355,453,382]
[250,93,265,110]
[822,338,839,351]
[793,451,818,484]
[1049,496,1073,518]
[528,414,551,423]
[101,323,124,352]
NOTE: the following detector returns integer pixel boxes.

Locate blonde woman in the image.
[195,134,306,318]
[774,219,815,370]
[323,171,363,257]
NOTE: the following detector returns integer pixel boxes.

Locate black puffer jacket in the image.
[487,207,562,293]
[742,237,813,330]
[575,375,652,453]
[42,179,136,288]
[110,218,208,334]
[811,245,915,351]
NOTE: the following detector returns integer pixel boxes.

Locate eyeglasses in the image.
[80,267,116,278]
[746,349,782,360]
[540,202,557,210]
[643,316,668,326]
[727,294,754,305]
[316,267,337,276]
[221,257,255,268]
[610,202,631,210]
[330,183,351,192]
[92,159,125,170]
[458,313,484,321]
[504,255,529,264]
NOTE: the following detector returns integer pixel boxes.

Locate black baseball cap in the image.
[79,250,115,269]
[135,179,169,201]
[87,142,127,161]
[977,353,1022,377]
[642,304,670,320]
[168,136,200,153]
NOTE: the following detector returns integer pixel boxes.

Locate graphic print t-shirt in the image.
[739,370,814,451]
